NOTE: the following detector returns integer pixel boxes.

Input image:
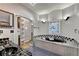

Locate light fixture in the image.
[41,18,47,23]
[65,16,70,21]
[63,14,71,21]
[41,20,46,23]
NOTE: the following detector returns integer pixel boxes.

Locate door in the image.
[17,17,32,49]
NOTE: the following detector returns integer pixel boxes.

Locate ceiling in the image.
[22,3,74,15]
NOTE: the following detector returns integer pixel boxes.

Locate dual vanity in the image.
[33,35,79,56]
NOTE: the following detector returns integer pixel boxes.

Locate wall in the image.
[61,4,79,42]
[42,4,79,42]
[33,21,49,36]
[0,28,14,42]
[0,3,36,20]
[49,9,62,22]
[38,22,49,35]
[33,9,62,36]
[0,3,37,45]
[62,4,76,19]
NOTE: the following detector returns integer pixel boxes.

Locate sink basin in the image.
[46,39,66,43]
[45,37,66,43]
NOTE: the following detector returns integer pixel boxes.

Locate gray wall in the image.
[49,9,62,21]
[61,4,79,42]
[33,21,49,36]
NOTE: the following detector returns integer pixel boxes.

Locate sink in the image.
[45,37,66,43]
[46,40,66,43]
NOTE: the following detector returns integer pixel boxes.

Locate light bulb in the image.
[41,18,46,23]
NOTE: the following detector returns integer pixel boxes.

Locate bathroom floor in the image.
[28,46,60,56]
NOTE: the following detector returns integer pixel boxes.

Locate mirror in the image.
[0,9,14,27]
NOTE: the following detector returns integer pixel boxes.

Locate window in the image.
[49,22,60,34]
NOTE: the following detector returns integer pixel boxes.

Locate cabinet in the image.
[34,39,65,55]
[64,46,77,56]
[34,39,78,56]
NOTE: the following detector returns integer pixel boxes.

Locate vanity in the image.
[33,35,79,56]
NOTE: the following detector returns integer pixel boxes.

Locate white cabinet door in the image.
[34,39,78,56]
[77,48,79,56]
[34,40,47,49]
[55,44,65,55]
[70,47,77,56]
[65,46,77,56]
[65,47,72,56]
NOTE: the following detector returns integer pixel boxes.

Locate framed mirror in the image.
[0,9,14,27]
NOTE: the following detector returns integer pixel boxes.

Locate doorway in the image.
[17,16,33,49]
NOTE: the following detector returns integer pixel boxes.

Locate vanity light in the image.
[41,20,46,23]
[41,18,47,23]
[65,16,70,21]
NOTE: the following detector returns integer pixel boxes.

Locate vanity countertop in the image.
[35,38,79,49]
